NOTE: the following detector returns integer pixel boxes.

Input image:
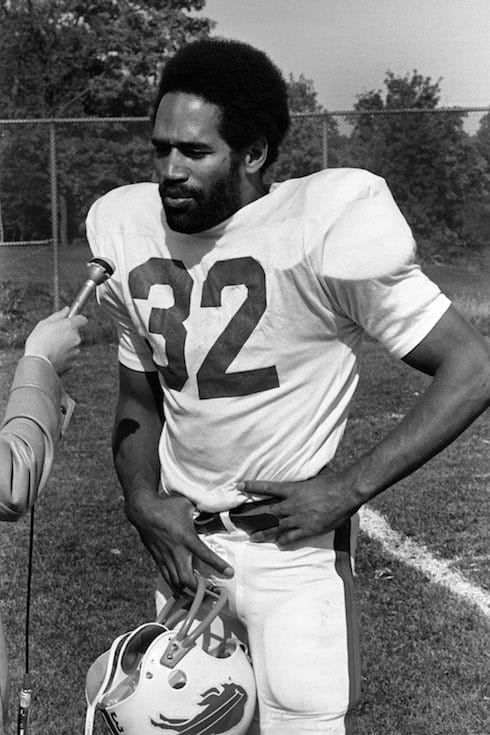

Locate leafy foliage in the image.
[0,123,51,241]
[1,6,489,261]
[470,111,490,246]
[269,74,342,182]
[337,71,488,258]
[0,0,214,241]
[54,119,154,240]
[0,0,213,117]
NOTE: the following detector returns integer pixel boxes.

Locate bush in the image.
[416,226,482,266]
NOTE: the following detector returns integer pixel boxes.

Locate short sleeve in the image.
[314,174,416,281]
[86,198,157,373]
[326,264,452,358]
[96,279,156,372]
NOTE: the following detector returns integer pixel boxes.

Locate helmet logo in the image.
[150,682,249,733]
[102,710,126,733]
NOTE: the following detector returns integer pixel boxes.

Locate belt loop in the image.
[219,510,238,533]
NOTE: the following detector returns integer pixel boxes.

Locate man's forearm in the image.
[112,407,163,517]
[112,365,165,519]
[348,338,490,506]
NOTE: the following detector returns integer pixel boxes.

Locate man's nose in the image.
[156,148,188,181]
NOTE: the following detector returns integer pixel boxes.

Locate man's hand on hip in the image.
[236,470,360,546]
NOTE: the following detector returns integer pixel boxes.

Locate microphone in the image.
[68,257,115,317]
[17,673,32,735]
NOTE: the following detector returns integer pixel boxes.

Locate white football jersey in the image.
[86,169,450,511]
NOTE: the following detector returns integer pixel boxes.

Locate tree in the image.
[270,74,341,182]
[0,0,214,117]
[0,0,214,243]
[469,112,490,247]
[476,111,490,146]
[340,71,485,257]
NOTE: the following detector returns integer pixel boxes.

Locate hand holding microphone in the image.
[24,257,115,375]
[13,258,115,735]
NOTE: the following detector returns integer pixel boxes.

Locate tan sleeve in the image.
[0,612,9,731]
[0,356,75,521]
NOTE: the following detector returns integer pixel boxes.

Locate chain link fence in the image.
[0,107,489,307]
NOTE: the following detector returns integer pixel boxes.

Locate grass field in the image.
[0,243,489,734]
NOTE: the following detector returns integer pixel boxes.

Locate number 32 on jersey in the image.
[129,256,279,400]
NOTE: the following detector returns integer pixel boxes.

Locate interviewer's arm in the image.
[0,308,86,520]
[0,307,86,729]
[0,356,73,521]
[0,614,8,733]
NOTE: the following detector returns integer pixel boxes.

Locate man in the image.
[0,306,87,731]
[86,38,490,734]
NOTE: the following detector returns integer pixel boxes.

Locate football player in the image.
[87,39,490,734]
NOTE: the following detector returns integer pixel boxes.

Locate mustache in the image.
[159,183,200,198]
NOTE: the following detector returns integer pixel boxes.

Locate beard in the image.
[159,156,243,234]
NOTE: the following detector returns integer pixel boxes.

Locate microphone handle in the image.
[67,280,97,317]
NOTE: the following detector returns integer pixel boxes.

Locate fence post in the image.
[322,114,328,169]
[0,127,5,243]
[49,120,60,310]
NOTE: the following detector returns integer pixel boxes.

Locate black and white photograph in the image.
[0,1,489,733]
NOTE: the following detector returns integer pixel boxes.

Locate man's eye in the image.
[185,149,208,159]
[153,145,170,158]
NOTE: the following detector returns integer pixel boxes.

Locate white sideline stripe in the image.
[359,506,490,619]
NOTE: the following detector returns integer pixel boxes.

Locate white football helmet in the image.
[85,576,256,735]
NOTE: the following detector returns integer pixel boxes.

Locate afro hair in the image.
[153,38,290,170]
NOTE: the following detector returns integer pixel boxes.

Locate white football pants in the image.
[156,516,360,735]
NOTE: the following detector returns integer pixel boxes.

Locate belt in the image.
[194,499,279,535]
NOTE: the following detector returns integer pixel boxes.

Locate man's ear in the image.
[244,138,268,174]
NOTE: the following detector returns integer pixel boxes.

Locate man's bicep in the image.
[113,364,164,453]
[402,305,489,376]
[117,363,164,417]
